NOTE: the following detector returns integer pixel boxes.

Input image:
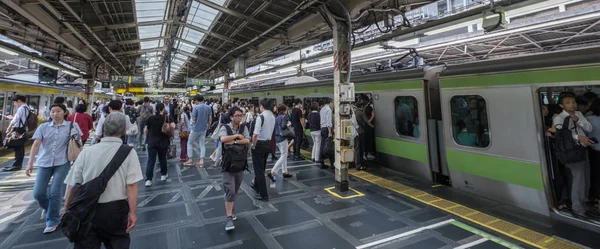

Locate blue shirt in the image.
[32,120,81,167]
[191,103,212,132]
[274,114,287,143]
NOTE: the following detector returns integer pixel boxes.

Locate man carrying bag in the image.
[62,113,143,248]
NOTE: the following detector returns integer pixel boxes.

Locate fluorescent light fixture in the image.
[31,59,60,70]
[62,70,81,77]
[0,46,18,56]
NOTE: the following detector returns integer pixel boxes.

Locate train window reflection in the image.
[394,96,419,138]
[450,95,490,148]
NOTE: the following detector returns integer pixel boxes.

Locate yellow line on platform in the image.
[324,186,365,199]
[349,170,581,249]
[299,148,581,249]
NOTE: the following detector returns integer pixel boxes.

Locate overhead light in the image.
[0,46,18,56]
[31,59,60,70]
[62,70,81,77]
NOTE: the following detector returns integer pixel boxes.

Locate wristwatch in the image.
[234,140,238,144]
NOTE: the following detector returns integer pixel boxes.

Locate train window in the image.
[450,95,490,148]
[394,96,419,138]
[0,94,5,120]
[27,96,40,115]
[283,96,294,107]
[5,94,13,116]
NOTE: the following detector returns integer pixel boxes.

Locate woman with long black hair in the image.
[144,103,175,187]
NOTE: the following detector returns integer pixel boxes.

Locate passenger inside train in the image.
[541,87,600,221]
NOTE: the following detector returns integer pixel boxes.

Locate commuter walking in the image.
[251,99,275,201]
[26,104,82,233]
[307,102,321,163]
[3,95,30,172]
[219,106,250,231]
[291,99,305,160]
[184,95,212,167]
[67,104,94,143]
[268,104,293,181]
[144,103,175,187]
[63,113,143,248]
[320,98,334,169]
[137,97,154,151]
[180,106,191,161]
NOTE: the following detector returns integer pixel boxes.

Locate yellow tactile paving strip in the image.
[298,149,581,249]
[349,170,582,249]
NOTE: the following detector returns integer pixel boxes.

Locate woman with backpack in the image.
[144,103,175,187]
[180,106,191,162]
[25,104,82,234]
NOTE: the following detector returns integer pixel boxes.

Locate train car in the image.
[225,46,600,229]
[0,78,114,140]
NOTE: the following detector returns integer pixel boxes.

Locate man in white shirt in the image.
[3,95,29,171]
[64,113,143,248]
[250,98,275,201]
[553,92,594,217]
[319,98,334,169]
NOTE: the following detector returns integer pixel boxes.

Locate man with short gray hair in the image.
[64,113,143,248]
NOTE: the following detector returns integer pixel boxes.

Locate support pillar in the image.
[326,10,353,192]
[223,79,230,104]
[85,79,95,115]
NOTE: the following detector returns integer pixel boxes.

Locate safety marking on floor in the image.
[356,219,455,249]
[324,186,364,199]
[349,170,582,249]
[453,220,522,249]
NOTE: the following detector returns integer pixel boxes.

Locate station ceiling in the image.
[0,0,434,87]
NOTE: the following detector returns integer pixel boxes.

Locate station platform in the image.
[0,139,599,249]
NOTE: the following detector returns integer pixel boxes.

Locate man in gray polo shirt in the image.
[218,106,250,231]
[64,113,143,248]
[251,98,275,201]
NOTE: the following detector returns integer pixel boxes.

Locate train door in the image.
[0,92,8,139]
[424,67,451,186]
[536,86,600,223]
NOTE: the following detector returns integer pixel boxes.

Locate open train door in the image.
[424,66,451,186]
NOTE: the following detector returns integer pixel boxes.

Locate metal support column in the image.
[85,79,95,115]
[325,9,353,192]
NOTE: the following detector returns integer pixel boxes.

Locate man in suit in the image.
[163,96,176,122]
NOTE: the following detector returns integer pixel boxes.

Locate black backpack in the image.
[221,125,250,173]
[24,106,37,132]
[59,145,132,242]
[249,114,264,137]
[553,116,586,164]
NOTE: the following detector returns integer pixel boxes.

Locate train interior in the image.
[539,86,600,225]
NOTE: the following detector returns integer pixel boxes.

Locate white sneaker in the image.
[145,180,152,187]
[160,174,167,181]
[43,224,58,234]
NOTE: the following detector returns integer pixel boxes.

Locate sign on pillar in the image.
[222,81,229,104]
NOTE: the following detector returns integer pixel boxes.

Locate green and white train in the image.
[207,47,600,228]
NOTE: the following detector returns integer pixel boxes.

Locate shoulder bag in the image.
[67,121,82,162]
[60,146,132,242]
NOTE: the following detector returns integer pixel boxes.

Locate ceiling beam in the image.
[104,36,169,46]
[194,0,272,29]
[114,47,167,56]
[0,0,93,60]
[90,20,174,31]
[183,24,240,45]
[176,50,215,62]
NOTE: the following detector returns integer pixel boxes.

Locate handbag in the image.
[280,124,295,140]
[127,121,138,136]
[179,115,190,139]
[161,115,174,137]
[67,122,82,162]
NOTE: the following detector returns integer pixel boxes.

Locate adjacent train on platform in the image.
[0,79,111,141]
[213,47,600,229]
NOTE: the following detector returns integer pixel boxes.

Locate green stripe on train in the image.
[446,149,544,190]
[230,79,423,98]
[441,65,600,88]
[376,137,429,163]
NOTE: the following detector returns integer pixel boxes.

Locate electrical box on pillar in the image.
[324,1,353,193]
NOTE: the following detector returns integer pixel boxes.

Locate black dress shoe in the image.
[254,194,269,201]
[250,184,258,192]
[267,172,276,182]
[282,173,293,178]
